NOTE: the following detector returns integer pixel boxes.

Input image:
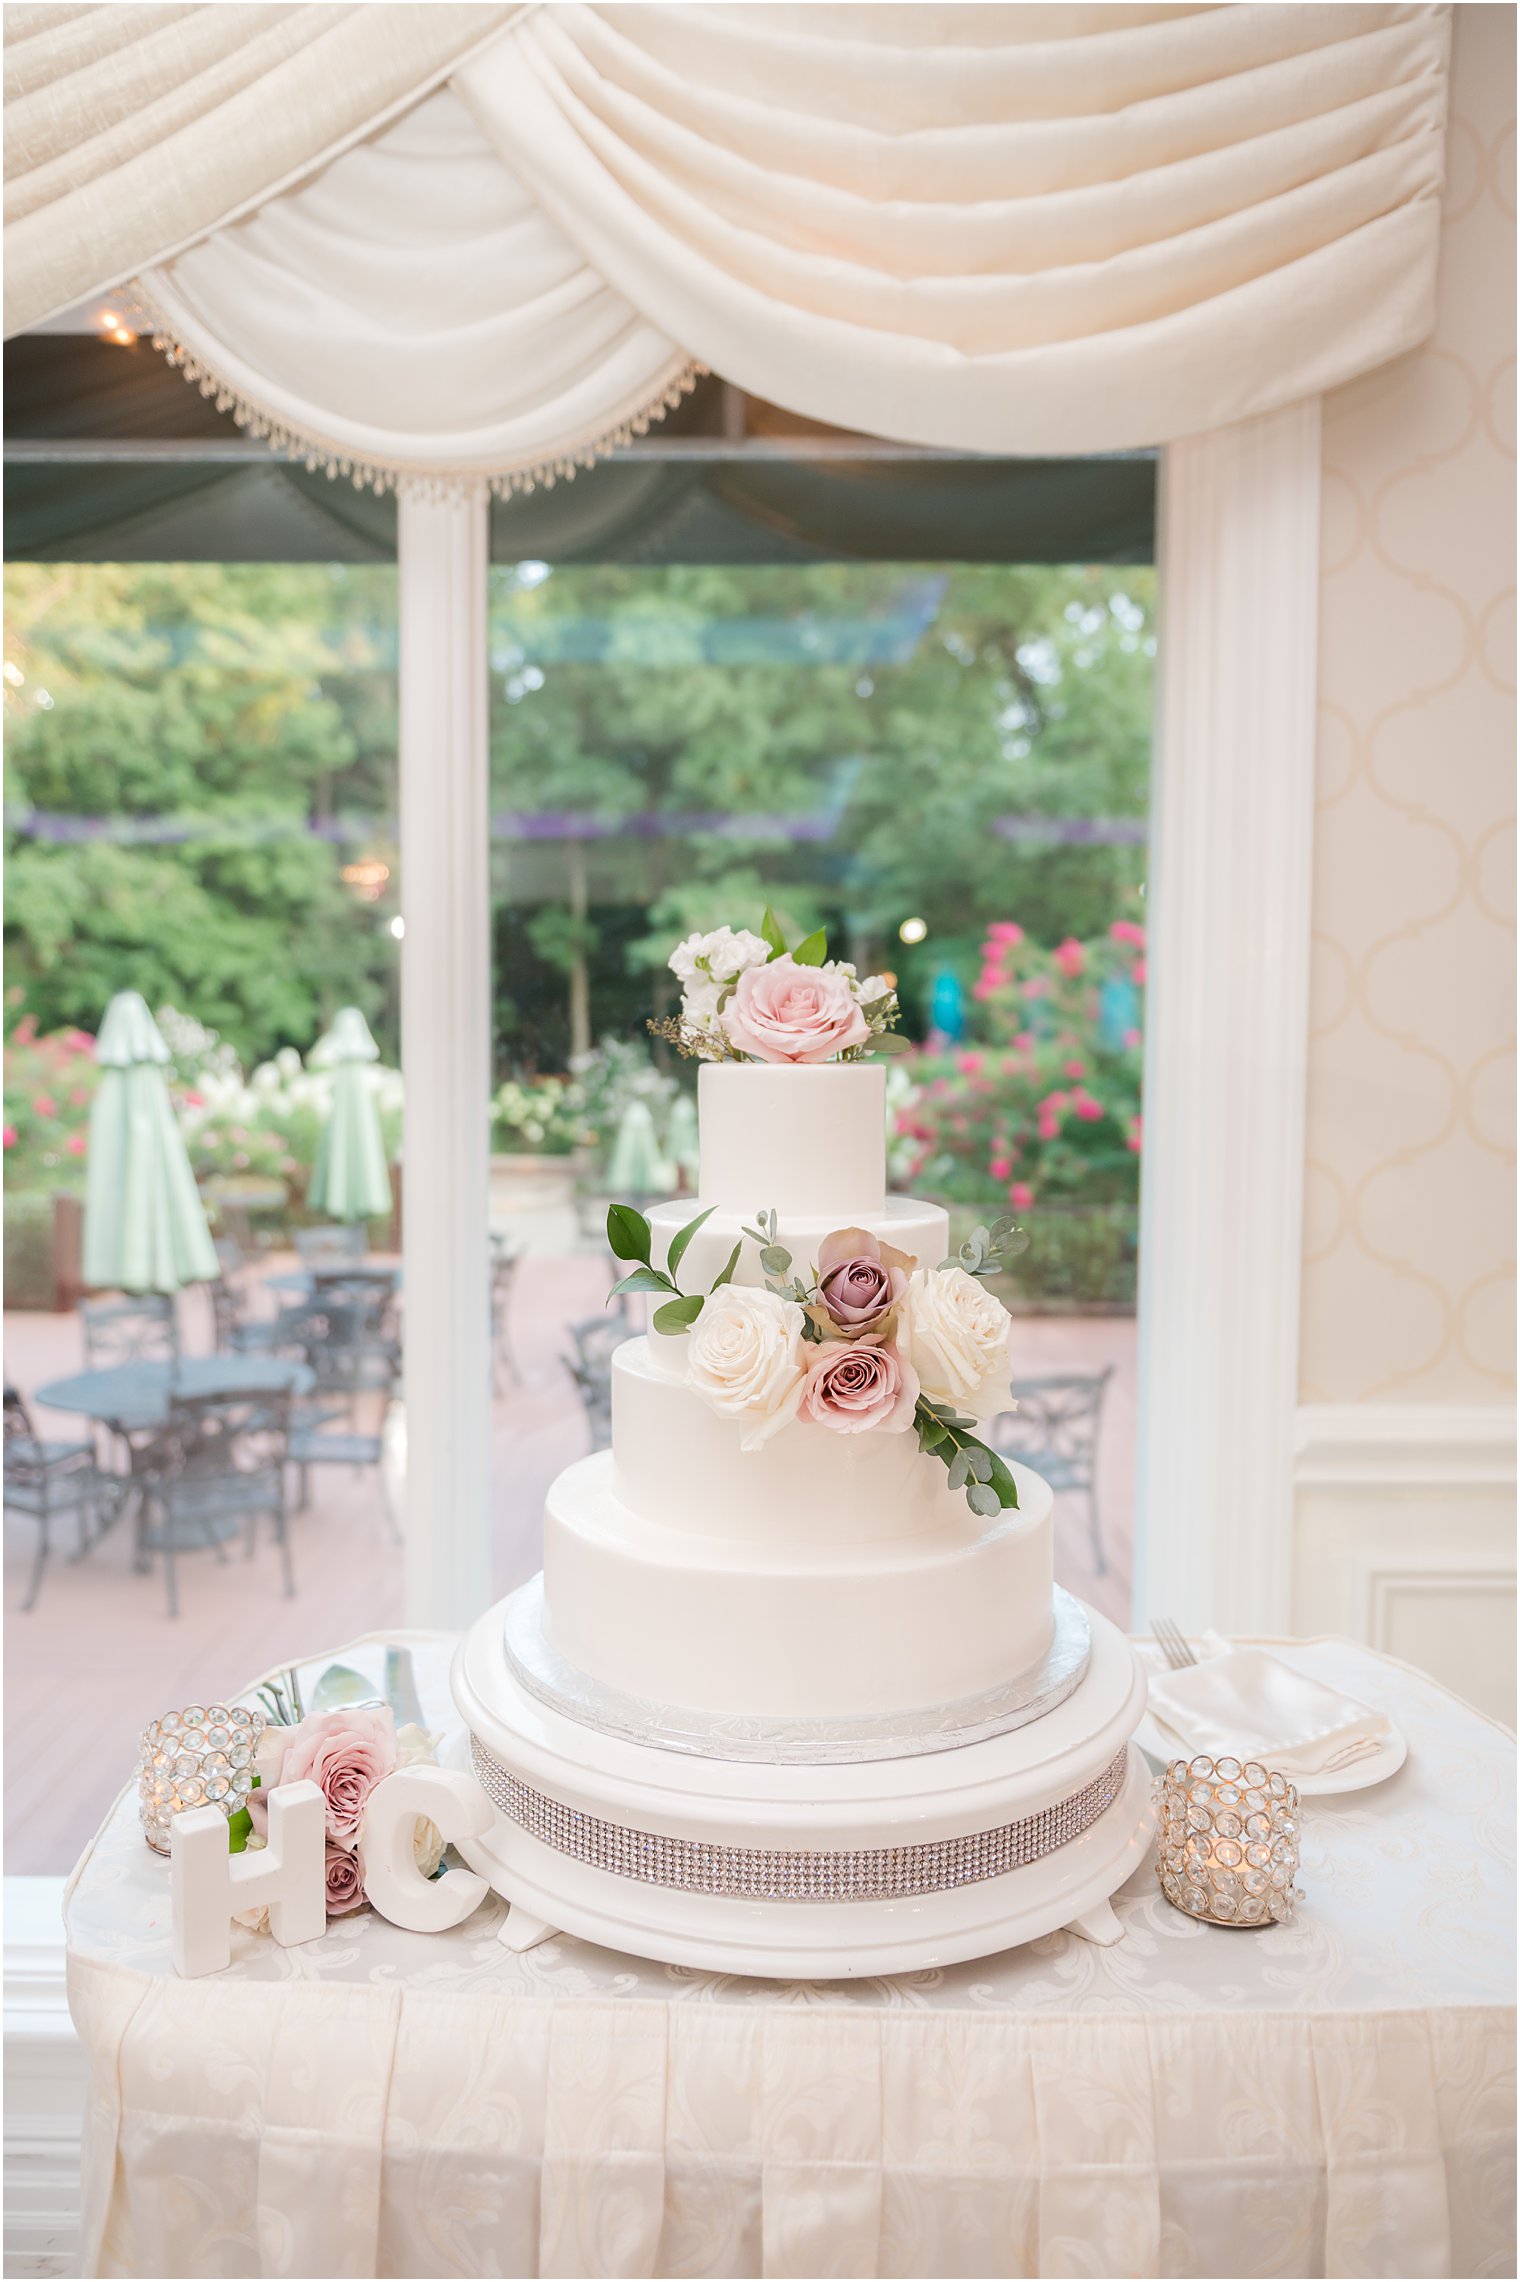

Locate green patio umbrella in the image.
[606,1098,671,1200]
[307,1007,393,1223]
[84,991,219,1294]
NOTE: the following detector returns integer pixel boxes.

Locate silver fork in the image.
[1151,1615,1198,1670]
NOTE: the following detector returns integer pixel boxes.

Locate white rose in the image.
[686,1285,807,1450]
[896,1267,1011,1415]
[669,926,769,987]
[855,972,892,1006]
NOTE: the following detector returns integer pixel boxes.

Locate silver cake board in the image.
[449,1592,1155,1978]
[503,1574,1093,1765]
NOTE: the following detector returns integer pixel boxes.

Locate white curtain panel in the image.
[3,2,522,335]
[6,3,1453,477]
[137,88,697,492]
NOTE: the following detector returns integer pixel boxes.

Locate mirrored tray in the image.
[502,1577,1091,1765]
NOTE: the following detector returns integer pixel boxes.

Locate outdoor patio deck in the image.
[4,1254,1135,1874]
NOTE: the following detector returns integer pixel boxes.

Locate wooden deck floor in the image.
[4,1256,1135,1874]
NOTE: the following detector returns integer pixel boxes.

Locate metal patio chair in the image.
[563,1306,629,1453]
[275,1298,401,1540]
[295,1223,368,1269]
[987,1367,1115,1576]
[4,1385,123,1610]
[135,1386,294,1617]
[80,1291,178,1368]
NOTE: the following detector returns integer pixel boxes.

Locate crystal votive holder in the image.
[138,1704,265,1854]
[1156,1755,1300,1926]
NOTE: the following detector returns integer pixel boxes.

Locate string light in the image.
[389,916,405,940]
[898,916,927,945]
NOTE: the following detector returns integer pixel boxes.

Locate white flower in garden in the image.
[895,1266,1012,1415]
[686,1285,808,1450]
[275,1046,302,1079]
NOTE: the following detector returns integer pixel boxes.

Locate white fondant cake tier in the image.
[615,1334,968,1546]
[696,1061,886,1218]
[542,1444,1055,1720]
[645,1193,949,1300]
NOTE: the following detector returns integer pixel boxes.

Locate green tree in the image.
[4,563,399,1065]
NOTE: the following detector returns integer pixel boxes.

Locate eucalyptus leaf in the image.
[608,1267,676,1301]
[759,1245,792,1276]
[710,1240,743,1290]
[966,1483,1001,1518]
[760,906,788,959]
[653,1293,705,1334]
[946,1448,971,1491]
[985,1451,1020,1509]
[867,1030,914,1054]
[791,927,827,967]
[964,1446,994,1485]
[606,1202,652,1265]
[666,1204,716,1283]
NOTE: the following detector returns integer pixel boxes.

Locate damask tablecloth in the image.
[65,1633,1516,2279]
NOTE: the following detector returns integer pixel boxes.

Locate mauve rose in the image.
[816,1225,911,1334]
[324,1840,366,1917]
[252,1706,397,1846]
[721,956,869,1065]
[799,1339,918,1433]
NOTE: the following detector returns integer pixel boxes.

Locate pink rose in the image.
[32,1094,55,1117]
[799,1339,918,1433]
[1063,1059,1085,1080]
[1010,1181,1034,1210]
[66,1134,86,1156]
[253,1706,397,1846]
[816,1226,911,1335]
[1132,960,1147,984]
[1109,920,1146,948]
[2,1127,14,1150]
[987,921,1025,946]
[1053,939,1086,978]
[1073,1092,1104,1122]
[721,956,869,1065]
[989,1155,1012,1181]
[956,1051,984,1076]
[324,1841,366,1916]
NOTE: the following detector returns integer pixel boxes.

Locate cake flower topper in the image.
[652,910,908,1065]
[605,1199,1030,1520]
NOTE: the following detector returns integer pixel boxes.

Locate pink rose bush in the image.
[893,919,1144,1240]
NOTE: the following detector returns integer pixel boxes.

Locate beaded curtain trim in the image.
[126,282,704,501]
[468,1735,1130,1902]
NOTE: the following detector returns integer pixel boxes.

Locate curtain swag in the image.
[5,2,1453,482]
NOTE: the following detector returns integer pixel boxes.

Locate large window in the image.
[4,561,402,1874]
[484,558,1154,1622]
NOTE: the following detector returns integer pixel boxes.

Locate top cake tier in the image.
[697,1063,884,1218]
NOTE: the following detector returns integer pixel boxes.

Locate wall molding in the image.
[1135,400,1323,1634]
[1295,1403,1517,1488]
[4,1878,85,2281]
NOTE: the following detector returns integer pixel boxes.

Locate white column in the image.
[1135,402,1322,1634]
[398,490,492,1628]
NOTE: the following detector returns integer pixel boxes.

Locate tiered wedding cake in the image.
[453,928,1152,1975]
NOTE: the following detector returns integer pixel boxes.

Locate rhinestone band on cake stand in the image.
[449,1591,1154,1978]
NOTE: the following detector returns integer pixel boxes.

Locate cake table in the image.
[63,1631,1516,2279]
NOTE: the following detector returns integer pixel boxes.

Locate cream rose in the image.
[896,1266,1012,1414]
[686,1284,807,1449]
[721,955,870,1065]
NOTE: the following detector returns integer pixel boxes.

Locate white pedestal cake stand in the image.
[450,1596,1155,1979]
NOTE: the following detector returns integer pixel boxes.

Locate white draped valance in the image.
[4,2,1453,484]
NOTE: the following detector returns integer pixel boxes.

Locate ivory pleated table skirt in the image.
[65,1634,1516,2279]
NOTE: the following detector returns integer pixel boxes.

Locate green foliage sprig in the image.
[939,1215,1030,1277]
[914,1398,1021,1519]
[606,1201,739,1333]
[740,1205,816,1315]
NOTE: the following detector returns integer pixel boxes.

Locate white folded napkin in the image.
[1147,1640,1390,1778]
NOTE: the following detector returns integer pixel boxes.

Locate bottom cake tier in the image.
[450,1591,1154,1977]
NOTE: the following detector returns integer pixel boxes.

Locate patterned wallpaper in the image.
[1300,2,1516,1405]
